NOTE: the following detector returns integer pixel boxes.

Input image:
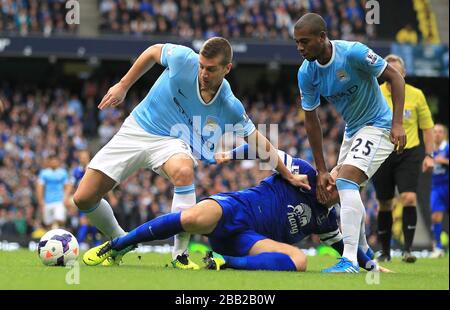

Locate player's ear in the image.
[319,31,327,42]
[224,63,232,75]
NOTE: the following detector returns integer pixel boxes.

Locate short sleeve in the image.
[160,43,193,77]
[348,42,387,78]
[227,97,256,137]
[298,68,320,111]
[416,90,434,130]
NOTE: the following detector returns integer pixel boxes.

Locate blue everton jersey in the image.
[38,168,69,204]
[131,43,256,163]
[212,152,340,245]
[71,166,86,187]
[298,40,392,138]
[432,141,449,186]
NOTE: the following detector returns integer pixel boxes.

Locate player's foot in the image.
[402,251,417,263]
[82,241,112,266]
[430,248,445,258]
[101,244,136,266]
[171,253,200,270]
[203,251,226,271]
[366,248,375,260]
[321,257,360,273]
[376,252,391,262]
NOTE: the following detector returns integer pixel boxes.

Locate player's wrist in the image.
[425,153,433,159]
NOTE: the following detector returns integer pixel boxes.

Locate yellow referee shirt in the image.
[380,82,434,149]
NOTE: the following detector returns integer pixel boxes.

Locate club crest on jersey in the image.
[366,50,378,65]
[287,203,312,234]
[336,69,349,82]
[204,116,219,131]
[403,109,412,119]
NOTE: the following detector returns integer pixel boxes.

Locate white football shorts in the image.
[88,115,197,183]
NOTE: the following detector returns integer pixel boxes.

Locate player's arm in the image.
[422,127,434,171]
[304,109,333,203]
[415,90,435,172]
[244,129,310,190]
[298,67,334,203]
[98,44,164,110]
[379,64,406,153]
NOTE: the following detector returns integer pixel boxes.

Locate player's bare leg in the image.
[73,168,125,238]
[204,238,306,272]
[180,199,223,234]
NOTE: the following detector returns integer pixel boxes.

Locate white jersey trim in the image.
[196,76,225,106]
[315,41,336,68]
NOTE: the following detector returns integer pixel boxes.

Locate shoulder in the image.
[345,40,369,59]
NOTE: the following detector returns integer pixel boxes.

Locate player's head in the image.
[384,54,406,77]
[47,154,60,169]
[199,37,233,91]
[78,149,91,167]
[434,123,448,145]
[293,13,328,62]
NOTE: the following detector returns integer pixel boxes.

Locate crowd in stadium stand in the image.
[0,80,381,246]
[0,0,374,41]
[98,0,374,41]
[0,0,78,36]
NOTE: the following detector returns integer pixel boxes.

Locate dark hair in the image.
[294,13,327,35]
[200,37,233,65]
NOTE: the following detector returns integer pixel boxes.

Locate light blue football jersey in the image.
[38,168,69,204]
[298,40,392,138]
[131,43,256,163]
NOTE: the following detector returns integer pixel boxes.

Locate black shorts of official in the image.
[372,146,423,201]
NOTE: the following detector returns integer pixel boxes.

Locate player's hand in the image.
[316,171,334,204]
[214,151,232,164]
[390,124,407,154]
[0,98,4,114]
[98,82,128,110]
[422,156,434,172]
[287,174,311,191]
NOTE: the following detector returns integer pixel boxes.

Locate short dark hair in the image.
[294,13,327,35]
[200,37,233,65]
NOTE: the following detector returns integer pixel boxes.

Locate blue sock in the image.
[222,252,296,271]
[112,212,183,250]
[433,223,443,249]
[77,224,89,243]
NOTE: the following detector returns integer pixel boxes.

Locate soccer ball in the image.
[37,229,79,266]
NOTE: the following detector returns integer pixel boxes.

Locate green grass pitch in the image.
[0,250,448,290]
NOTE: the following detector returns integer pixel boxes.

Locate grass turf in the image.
[0,250,448,290]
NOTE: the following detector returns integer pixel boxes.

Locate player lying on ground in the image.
[84,148,389,273]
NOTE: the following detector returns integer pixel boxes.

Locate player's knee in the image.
[171,166,194,186]
[378,200,393,212]
[289,249,307,272]
[400,192,416,206]
[73,191,98,211]
[180,209,201,232]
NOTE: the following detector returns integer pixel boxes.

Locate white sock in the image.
[336,179,364,265]
[171,185,196,259]
[359,208,370,253]
[85,198,125,238]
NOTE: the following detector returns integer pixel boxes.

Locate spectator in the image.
[396,24,418,44]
